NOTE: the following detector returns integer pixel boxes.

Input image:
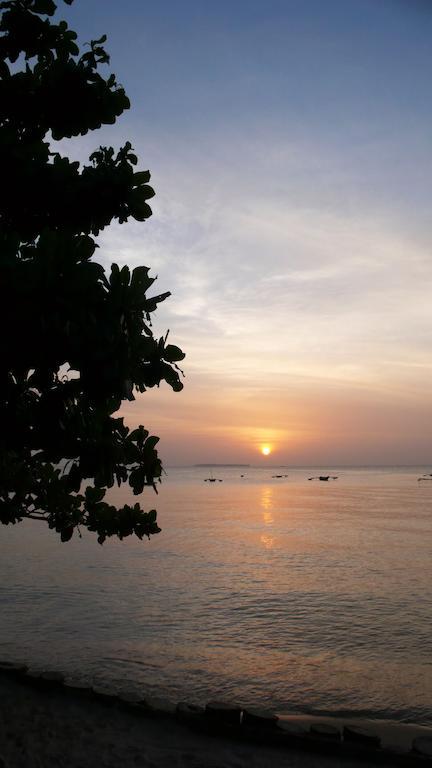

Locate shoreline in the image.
[1,665,431,768]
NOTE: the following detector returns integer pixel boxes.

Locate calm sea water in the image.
[0,466,431,725]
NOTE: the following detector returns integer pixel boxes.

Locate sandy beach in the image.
[0,672,387,768]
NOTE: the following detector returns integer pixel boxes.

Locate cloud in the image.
[97,136,432,390]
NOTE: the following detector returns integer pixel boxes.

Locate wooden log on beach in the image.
[310,722,341,740]
[343,724,381,748]
[63,679,93,697]
[0,662,28,678]
[176,701,205,724]
[21,669,65,691]
[412,736,432,758]
[142,696,177,718]
[242,708,279,729]
[91,685,119,706]
[205,701,242,726]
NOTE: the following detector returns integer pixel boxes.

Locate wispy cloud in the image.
[96,136,432,404]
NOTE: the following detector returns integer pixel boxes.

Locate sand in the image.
[0,674,376,768]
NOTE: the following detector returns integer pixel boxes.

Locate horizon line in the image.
[164,463,432,469]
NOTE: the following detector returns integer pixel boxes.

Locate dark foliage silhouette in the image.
[0,0,185,543]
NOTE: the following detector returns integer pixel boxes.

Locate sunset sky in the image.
[62,0,432,465]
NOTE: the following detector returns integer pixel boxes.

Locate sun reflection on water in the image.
[260,486,275,547]
[260,534,274,549]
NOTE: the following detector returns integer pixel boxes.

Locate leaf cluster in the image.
[0,0,185,542]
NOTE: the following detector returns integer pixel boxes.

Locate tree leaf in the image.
[163,344,185,363]
[61,526,74,542]
[133,170,151,185]
[32,0,56,15]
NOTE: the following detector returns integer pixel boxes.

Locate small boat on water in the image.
[308,476,338,482]
[204,471,223,483]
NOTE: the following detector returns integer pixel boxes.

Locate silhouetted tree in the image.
[0,0,185,543]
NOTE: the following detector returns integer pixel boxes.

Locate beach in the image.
[0,672,402,768]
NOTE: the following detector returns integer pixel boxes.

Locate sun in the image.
[261,446,271,456]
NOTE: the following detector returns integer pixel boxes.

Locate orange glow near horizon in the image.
[119,374,432,466]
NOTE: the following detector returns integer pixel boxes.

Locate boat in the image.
[204,470,222,483]
[308,475,338,482]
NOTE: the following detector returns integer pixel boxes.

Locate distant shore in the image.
[195,463,251,467]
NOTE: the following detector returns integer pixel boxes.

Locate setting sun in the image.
[261,446,271,456]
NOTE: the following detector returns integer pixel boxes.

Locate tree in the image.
[0,0,185,543]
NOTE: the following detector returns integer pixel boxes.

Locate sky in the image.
[59,0,432,465]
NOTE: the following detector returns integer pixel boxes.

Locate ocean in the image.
[0,466,431,725]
